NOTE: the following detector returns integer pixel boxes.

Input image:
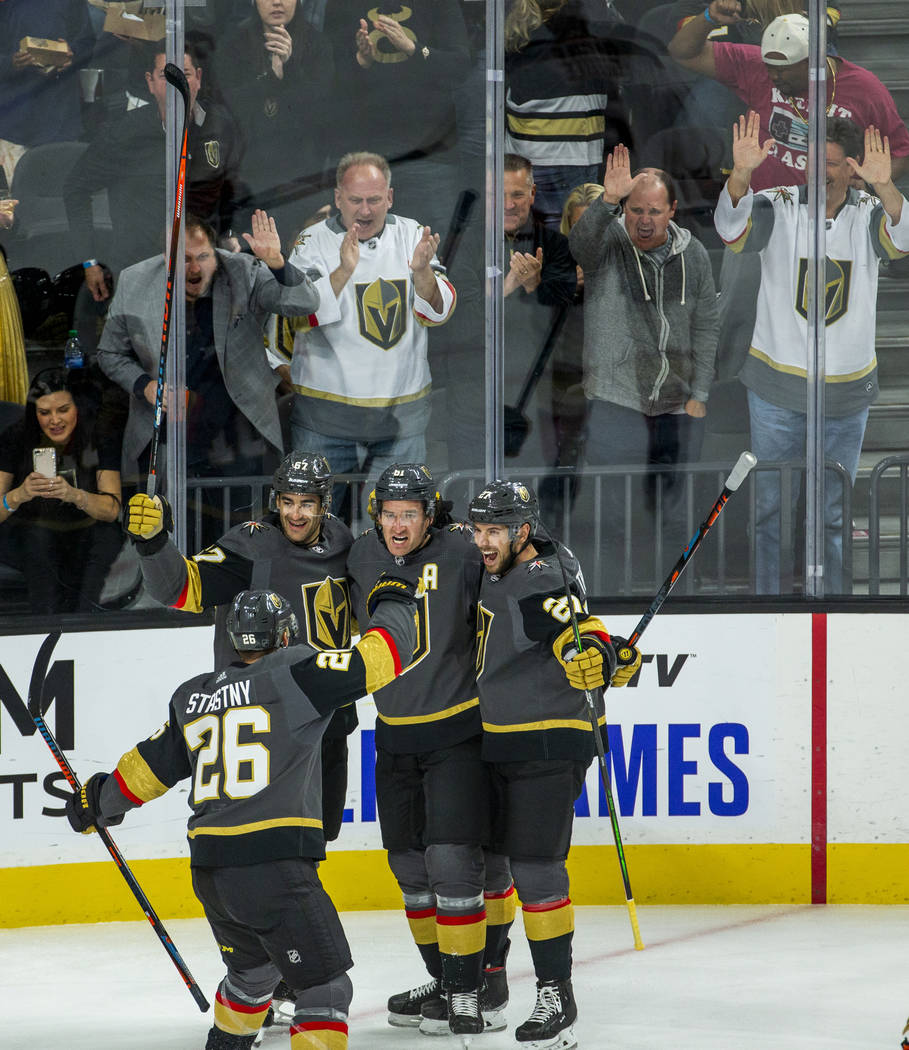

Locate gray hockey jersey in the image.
[97,600,417,866]
[476,540,609,762]
[347,524,484,753]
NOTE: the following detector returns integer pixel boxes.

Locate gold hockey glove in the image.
[125,493,172,541]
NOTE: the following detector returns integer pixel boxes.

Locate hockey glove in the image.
[125,493,172,543]
[365,573,420,617]
[609,636,642,687]
[557,632,616,691]
[65,773,124,834]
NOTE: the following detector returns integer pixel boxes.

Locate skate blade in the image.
[481,1005,508,1032]
[520,1025,578,1050]
[388,1012,424,1028]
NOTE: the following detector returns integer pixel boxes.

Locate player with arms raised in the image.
[64,579,419,1050]
[468,480,640,1050]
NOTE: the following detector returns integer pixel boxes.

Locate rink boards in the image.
[2,613,908,927]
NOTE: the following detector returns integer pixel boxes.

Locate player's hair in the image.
[826,116,863,161]
[143,42,196,76]
[336,151,392,188]
[504,153,534,185]
[505,0,567,52]
[560,183,604,235]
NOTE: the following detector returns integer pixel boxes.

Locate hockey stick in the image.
[146,62,191,498]
[28,631,210,1013]
[536,521,644,950]
[437,188,478,271]
[626,451,757,649]
[535,452,757,949]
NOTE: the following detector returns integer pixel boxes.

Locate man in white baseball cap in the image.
[667,2,909,190]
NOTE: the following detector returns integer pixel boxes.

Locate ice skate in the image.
[387,976,443,1027]
[447,988,483,1046]
[901,1014,909,1048]
[418,972,508,1035]
[514,978,578,1049]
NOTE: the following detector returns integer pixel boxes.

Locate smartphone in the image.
[33,447,57,478]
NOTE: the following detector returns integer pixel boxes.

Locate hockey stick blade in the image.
[28,632,210,1013]
[163,62,190,107]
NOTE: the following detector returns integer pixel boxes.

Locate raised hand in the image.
[410,226,440,273]
[732,111,775,176]
[242,209,284,268]
[602,144,635,205]
[847,125,893,189]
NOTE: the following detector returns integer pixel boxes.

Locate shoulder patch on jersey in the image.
[243,520,269,535]
[449,522,472,534]
[769,186,795,206]
[294,230,310,247]
[526,559,547,574]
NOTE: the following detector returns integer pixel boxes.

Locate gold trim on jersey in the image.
[722,215,752,254]
[187,815,323,839]
[292,382,431,408]
[377,696,479,726]
[177,556,205,613]
[747,345,876,382]
[116,747,170,803]
[482,713,606,734]
[356,629,401,694]
[877,211,909,260]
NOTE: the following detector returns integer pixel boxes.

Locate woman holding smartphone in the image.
[0,367,123,613]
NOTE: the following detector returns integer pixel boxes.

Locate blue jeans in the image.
[747,389,868,595]
[289,410,426,524]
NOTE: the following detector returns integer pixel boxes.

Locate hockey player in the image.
[468,480,641,1050]
[346,463,513,1040]
[64,580,420,1050]
[126,453,356,1027]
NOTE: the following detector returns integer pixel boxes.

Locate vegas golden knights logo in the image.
[795,257,852,325]
[367,5,416,64]
[302,577,351,650]
[356,278,407,350]
[475,603,494,678]
[203,139,221,169]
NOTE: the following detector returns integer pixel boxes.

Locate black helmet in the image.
[468,479,539,537]
[226,590,299,652]
[269,451,332,513]
[374,463,437,518]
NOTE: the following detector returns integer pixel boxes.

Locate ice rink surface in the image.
[2,904,906,1049]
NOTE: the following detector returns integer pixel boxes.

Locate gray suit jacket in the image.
[98,250,318,476]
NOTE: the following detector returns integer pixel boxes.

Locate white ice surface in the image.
[1,905,906,1049]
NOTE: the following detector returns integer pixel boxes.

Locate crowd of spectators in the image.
[0,0,907,606]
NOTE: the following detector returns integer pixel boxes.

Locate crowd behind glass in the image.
[1,0,907,614]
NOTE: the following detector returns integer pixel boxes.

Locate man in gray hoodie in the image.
[569,143,718,585]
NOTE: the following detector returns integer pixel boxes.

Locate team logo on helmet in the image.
[517,485,531,503]
[302,577,352,650]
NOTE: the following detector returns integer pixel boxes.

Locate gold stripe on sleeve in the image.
[116,747,170,803]
[355,630,400,695]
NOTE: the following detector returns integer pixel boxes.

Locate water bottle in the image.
[63,329,85,369]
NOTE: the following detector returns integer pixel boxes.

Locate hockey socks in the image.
[437,894,487,993]
[484,881,517,969]
[213,980,271,1040]
[521,897,574,982]
[290,1019,348,1048]
[403,892,443,979]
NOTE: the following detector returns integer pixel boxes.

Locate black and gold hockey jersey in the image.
[346,524,484,753]
[97,601,417,866]
[476,539,609,762]
[136,513,356,735]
